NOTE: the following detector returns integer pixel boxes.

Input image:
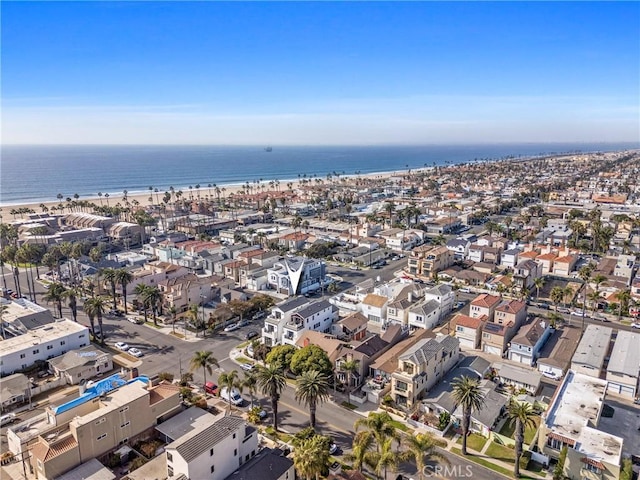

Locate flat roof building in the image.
[570,324,612,378]
[605,330,640,399]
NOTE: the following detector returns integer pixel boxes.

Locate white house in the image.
[267,256,326,296]
[281,300,339,346]
[446,238,471,261]
[407,299,441,331]
[423,284,455,317]
[262,296,310,347]
[166,416,258,480]
[361,294,389,332]
[500,248,521,269]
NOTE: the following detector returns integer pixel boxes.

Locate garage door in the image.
[510,352,523,364]
[607,382,636,398]
[459,337,476,349]
[483,345,502,356]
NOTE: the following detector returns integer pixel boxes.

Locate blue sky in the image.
[2,1,639,145]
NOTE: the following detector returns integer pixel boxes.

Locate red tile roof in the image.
[471,294,501,308]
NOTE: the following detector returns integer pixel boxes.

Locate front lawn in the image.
[388,419,412,433]
[485,442,515,463]
[457,432,488,452]
[499,415,540,444]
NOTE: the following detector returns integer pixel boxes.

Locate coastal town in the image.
[2,149,640,480]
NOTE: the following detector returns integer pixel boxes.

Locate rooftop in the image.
[0,319,88,355]
[607,330,640,377]
[571,324,613,369]
[168,415,245,463]
[544,370,622,465]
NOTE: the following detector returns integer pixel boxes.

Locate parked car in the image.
[631,323,640,329]
[241,363,255,372]
[204,382,219,395]
[224,323,240,332]
[542,371,562,381]
[127,347,143,358]
[329,443,339,455]
[245,330,259,340]
[252,311,267,321]
[115,342,130,351]
[0,413,17,427]
[128,317,142,324]
[237,319,250,328]
[220,387,243,406]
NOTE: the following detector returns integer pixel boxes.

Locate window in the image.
[167,452,173,462]
[456,326,464,332]
[167,466,174,477]
[233,433,236,439]
[584,463,600,473]
[119,406,129,413]
[60,341,66,346]
[234,448,237,456]
[210,448,214,456]
[396,381,408,392]
[47,345,53,350]
[97,433,107,441]
[210,465,215,473]
[33,349,39,354]
[121,421,130,428]
[95,418,105,425]
[20,353,26,359]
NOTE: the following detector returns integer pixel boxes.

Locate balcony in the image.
[285,321,305,331]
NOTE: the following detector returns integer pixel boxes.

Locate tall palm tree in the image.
[532,276,545,299]
[168,305,178,334]
[242,371,258,409]
[550,286,565,312]
[134,283,150,323]
[295,370,331,429]
[143,286,163,326]
[451,375,485,455]
[189,351,219,392]
[256,364,286,431]
[505,399,537,478]
[218,370,240,414]
[115,268,133,314]
[102,268,118,310]
[43,282,67,318]
[402,433,448,480]
[354,411,399,453]
[616,289,632,319]
[64,286,81,323]
[84,296,108,345]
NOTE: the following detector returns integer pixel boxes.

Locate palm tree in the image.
[143,286,162,326]
[256,364,286,431]
[102,268,118,310]
[168,305,178,334]
[242,371,258,409]
[295,370,331,429]
[43,282,67,318]
[366,437,401,480]
[189,351,219,392]
[451,375,486,455]
[293,435,330,480]
[403,433,448,480]
[115,268,133,314]
[532,276,545,299]
[218,370,240,414]
[345,431,375,473]
[84,296,108,345]
[64,286,81,323]
[616,289,632,319]
[505,399,537,478]
[134,284,150,323]
[354,411,399,453]
[550,286,565,312]
[340,359,360,398]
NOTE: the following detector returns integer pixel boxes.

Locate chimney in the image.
[408,292,413,302]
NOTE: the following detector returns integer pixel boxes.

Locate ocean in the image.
[1,143,636,206]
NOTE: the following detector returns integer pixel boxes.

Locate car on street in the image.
[224,323,240,332]
[631,323,640,329]
[329,443,339,455]
[127,347,143,358]
[252,311,267,321]
[258,409,268,419]
[245,330,259,340]
[349,265,359,270]
[557,307,571,314]
[127,317,142,324]
[237,319,250,328]
[1,413,17,426]
[109,309,124,317]
[220,387,243,406]
[115,342,130,351]
[241,363,255,371]
[454,301,466,310]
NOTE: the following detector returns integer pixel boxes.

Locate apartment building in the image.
[469,294,501,322]
[166,416,258,480]
[159,273,215,313]
[407,245,453,279]
[262,296,310,347]
[390,335,459,409]
[538,371,623,480]
[0,319,89,376]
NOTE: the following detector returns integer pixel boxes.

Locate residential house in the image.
[446,238,471,261]
[508,317,553,366]
[538,371,623,480]
[378,228,424,252]
[0,374,31,410]
[407,246,453,279]
[570,325,613,378]
[535,251,557,275]
[281,300,338,346]
[553,254,578,276]
[536,326,582,380]
[494,299,527,328]
[493,362,542,394]
[278,232,309,252]
[267,256,326,296]
[331,312,368,342]
[48,346,113,385]
[227,447,294,480]
[262,297,310,347]
[390,335,459,409]
[500,248,520,269]
[126,261,189,295]
[159,273,215,313]
[469,294,501,322]
[452,380,508,437]
[165,416,258,480]
[513,259,542,292]
[452,314,487,349]
[481,321,520,356]
[361,294,389,332]
[605,330,640,399]
[423,284,455,317]
[407,299,441,331]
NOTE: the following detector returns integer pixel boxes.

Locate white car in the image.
[542,371,561,381]
[128,347,143,358]
[115,342,129,351]
[224,323,240,332]
[241,363,254,371]
[220,387,243,406]
[631,323,640,329]
[329,443,339,455]
[128,317,141,324]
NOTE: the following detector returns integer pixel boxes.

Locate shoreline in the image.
[0,167,420,214]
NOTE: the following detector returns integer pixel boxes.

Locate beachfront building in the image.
[538,371,623,480]
[0,318,89,376]
[266,256,326,296]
